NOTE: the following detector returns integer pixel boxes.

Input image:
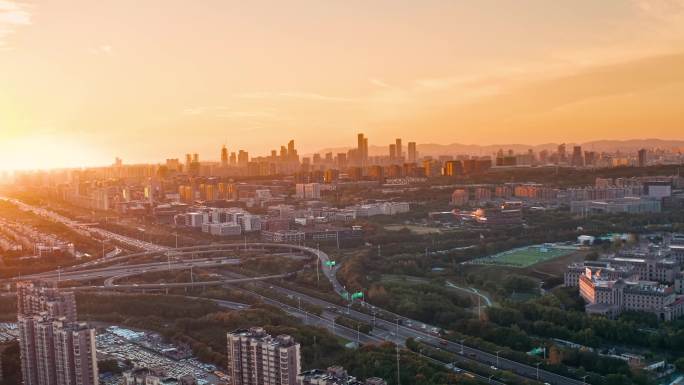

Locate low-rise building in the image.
[578,268,684,321]
[261,230,306,244]
[570,197,661,216]
[297,366,386,385]
[564,261,635,287]
[123,367,196,385]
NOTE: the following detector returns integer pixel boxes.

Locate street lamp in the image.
[460,339,465,355]
[356,324,360,346]
[535,362,541,380]
[496,350,501,367]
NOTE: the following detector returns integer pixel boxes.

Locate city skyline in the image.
[2,1,684,170]
[3,2,684,384]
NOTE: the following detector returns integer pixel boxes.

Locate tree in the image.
[675,357,684,372]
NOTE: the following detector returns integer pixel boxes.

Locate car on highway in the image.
[490,366,498,371]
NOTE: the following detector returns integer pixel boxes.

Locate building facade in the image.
[17,281,98,385]
[578,269,684,321]
[226,328,301,385]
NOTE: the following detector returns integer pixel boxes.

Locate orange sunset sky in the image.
[1,0,684,170]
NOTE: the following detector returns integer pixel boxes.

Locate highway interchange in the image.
[0,199,586,385]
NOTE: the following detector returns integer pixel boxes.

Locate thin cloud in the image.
[0,0,31,47]
[90,44,114,55]
[182,106,280,120]
[234,91,357,103]
[369,78,392,89]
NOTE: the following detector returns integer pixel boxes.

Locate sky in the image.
[1,0,684,170]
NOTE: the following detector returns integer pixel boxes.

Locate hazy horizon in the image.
[2,1,684,170]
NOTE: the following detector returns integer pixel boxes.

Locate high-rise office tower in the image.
[226,327,301,385]
[571,146,584,167]
[584,151,596,166]
[356,133,369,165]
[17,282,98,385]
[185,153,192,171]
[557,144,566,163]
[192,153,199,163]
[221,145,229,167]
[237,150,249,166]
[357,133,365,160]
[388,144,396,160]
[407,142,417,163]
[230,152,237,165]
[638,148,647,167]
[395,138,402,158]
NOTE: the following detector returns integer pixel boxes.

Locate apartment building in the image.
[226,327,301,385]
[17,281,98,385]
[295,183,322,200]
[17,282,77,323]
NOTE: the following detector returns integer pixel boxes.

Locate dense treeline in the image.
[0,342,21,385]
[368,281,473,327]
[339,342,476,385]
[488,297,684,355]
[0,296,16,321]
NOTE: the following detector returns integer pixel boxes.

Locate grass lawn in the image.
[468,244,579,268]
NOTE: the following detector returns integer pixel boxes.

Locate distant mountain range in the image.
[313,138,684,157]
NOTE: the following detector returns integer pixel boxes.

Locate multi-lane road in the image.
[16,242,580,385]
[1,197,168,252]
[1,196,582,385]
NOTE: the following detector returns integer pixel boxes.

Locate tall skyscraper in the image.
[226,327,301,385]
[557,143,566,163]
[185,153,192,171]
[395,138,402,158]
[357,133,364,159]
[237,150,249,166]
[17,281,98,385]
[388,144,396,160]
[356,133,368,165]
[287,140,297,161]
[221,145,229,167]
[571,146,584,167]
[407,142,417,163]
[638,148,647,167]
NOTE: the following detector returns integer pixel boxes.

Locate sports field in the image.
[468,244,578,268]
